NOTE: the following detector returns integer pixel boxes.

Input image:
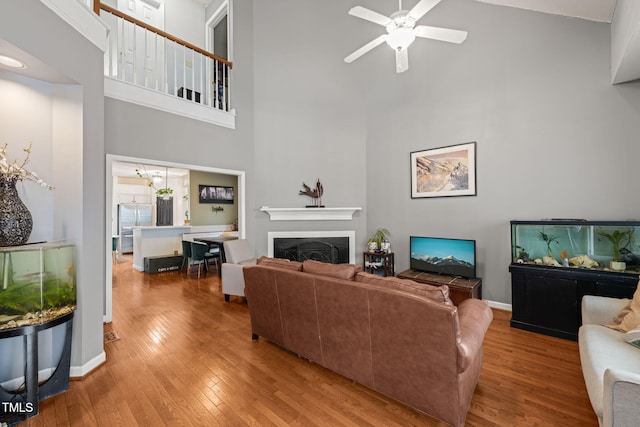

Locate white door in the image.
[117,0,165,89]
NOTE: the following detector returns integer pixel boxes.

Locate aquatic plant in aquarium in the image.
[511,220,640,274]
[0,242,76,330]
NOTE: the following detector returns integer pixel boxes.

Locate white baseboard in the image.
[486,300,512,311]
[70,351,106,378]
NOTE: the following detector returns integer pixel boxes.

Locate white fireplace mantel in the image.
[260,207,362,221]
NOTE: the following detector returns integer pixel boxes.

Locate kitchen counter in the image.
[132,226,192,272]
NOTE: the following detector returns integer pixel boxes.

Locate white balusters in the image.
[101,8,231,112]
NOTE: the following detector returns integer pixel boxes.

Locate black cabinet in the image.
[510,264,637,341]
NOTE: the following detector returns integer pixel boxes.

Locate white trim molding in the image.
[105,78,236,129]
[40,0,109,52]
[70,351,106,378]
[260,207,362,221]
[486,300,512,311]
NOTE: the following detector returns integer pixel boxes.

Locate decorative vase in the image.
[0,176,33,246]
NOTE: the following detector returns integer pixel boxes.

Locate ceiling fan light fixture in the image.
[345,0,466,73]
[386,27,415,50]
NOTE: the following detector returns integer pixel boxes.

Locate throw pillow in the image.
[607,279,640,332]
[354,272,453,305]
[302,260,362,280]
[256,256,303,271]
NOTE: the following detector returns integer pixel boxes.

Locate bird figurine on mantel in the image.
[299,179,324,208]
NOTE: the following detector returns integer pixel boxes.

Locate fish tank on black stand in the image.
[510,220,640,341]
[0,242,76,426]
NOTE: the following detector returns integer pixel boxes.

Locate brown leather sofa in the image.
[243,259,494,427]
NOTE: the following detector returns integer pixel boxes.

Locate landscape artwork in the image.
[410,142,476,198]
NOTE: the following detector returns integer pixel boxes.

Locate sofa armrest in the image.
[456,299,493,373]
[581,295,629,326]
[603,368,640,427]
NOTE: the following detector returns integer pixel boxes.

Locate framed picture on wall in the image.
[198,185,234,204]
[410,142,476,199]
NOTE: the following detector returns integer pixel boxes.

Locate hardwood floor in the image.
[23,259,598,426]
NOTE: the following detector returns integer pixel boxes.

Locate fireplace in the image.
[268,231,356,264]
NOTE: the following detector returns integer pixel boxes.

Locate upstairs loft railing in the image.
[96,2,232,112]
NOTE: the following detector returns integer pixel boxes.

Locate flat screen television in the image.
[410,236,476,279]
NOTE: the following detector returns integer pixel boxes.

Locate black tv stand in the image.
[396,269,482,306]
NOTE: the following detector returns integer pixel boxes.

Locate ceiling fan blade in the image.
[395,48,409,73]
[414,25,468,43]
[344,34,387,63]
[408,0,442,21]
[348,6,392,26]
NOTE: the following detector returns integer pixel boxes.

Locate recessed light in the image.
[0,55,26,69]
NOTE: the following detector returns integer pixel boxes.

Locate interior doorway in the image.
[207,1,230,61]
[104,154,245,323]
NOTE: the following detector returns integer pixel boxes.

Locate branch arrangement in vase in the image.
[0,142,53,189]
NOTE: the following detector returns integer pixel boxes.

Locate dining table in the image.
[193,235,238,275]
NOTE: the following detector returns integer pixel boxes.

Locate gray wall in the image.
[0,0,106,371]
[104,0,255,239]
[362,0,640,303]
[252,0,368,256]
[251,0,640,305]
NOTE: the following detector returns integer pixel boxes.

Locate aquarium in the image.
[511,220,640,274]
[0,242,76,331]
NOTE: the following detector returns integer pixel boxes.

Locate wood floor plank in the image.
[20,258,598,426]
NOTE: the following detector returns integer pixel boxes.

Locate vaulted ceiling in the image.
[475,0,617,23]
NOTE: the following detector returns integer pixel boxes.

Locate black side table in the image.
[363,252,395,277]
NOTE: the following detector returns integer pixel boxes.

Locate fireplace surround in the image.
[267,231,356,264]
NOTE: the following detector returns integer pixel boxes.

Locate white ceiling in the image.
[112,161,189,179]
[0,39,76,84]
[191,0,619,22]
[475,0,618,23]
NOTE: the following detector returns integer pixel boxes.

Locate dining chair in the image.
[112,236,119,263]
[181,240,192,272]
[190,241,218,278]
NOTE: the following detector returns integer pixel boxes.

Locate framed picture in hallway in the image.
[199,185,234,204]
[410,142,476,199]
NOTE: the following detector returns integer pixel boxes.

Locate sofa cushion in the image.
[302,260,362,280]
[256,256,303,271]
[607,280,640,332]
[354,272,453,305]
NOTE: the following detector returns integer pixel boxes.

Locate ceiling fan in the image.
[344,0,468,73]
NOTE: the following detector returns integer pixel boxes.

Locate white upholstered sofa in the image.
[579,295,640,426]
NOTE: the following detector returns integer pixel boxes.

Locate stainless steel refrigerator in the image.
[117,204,153,254]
